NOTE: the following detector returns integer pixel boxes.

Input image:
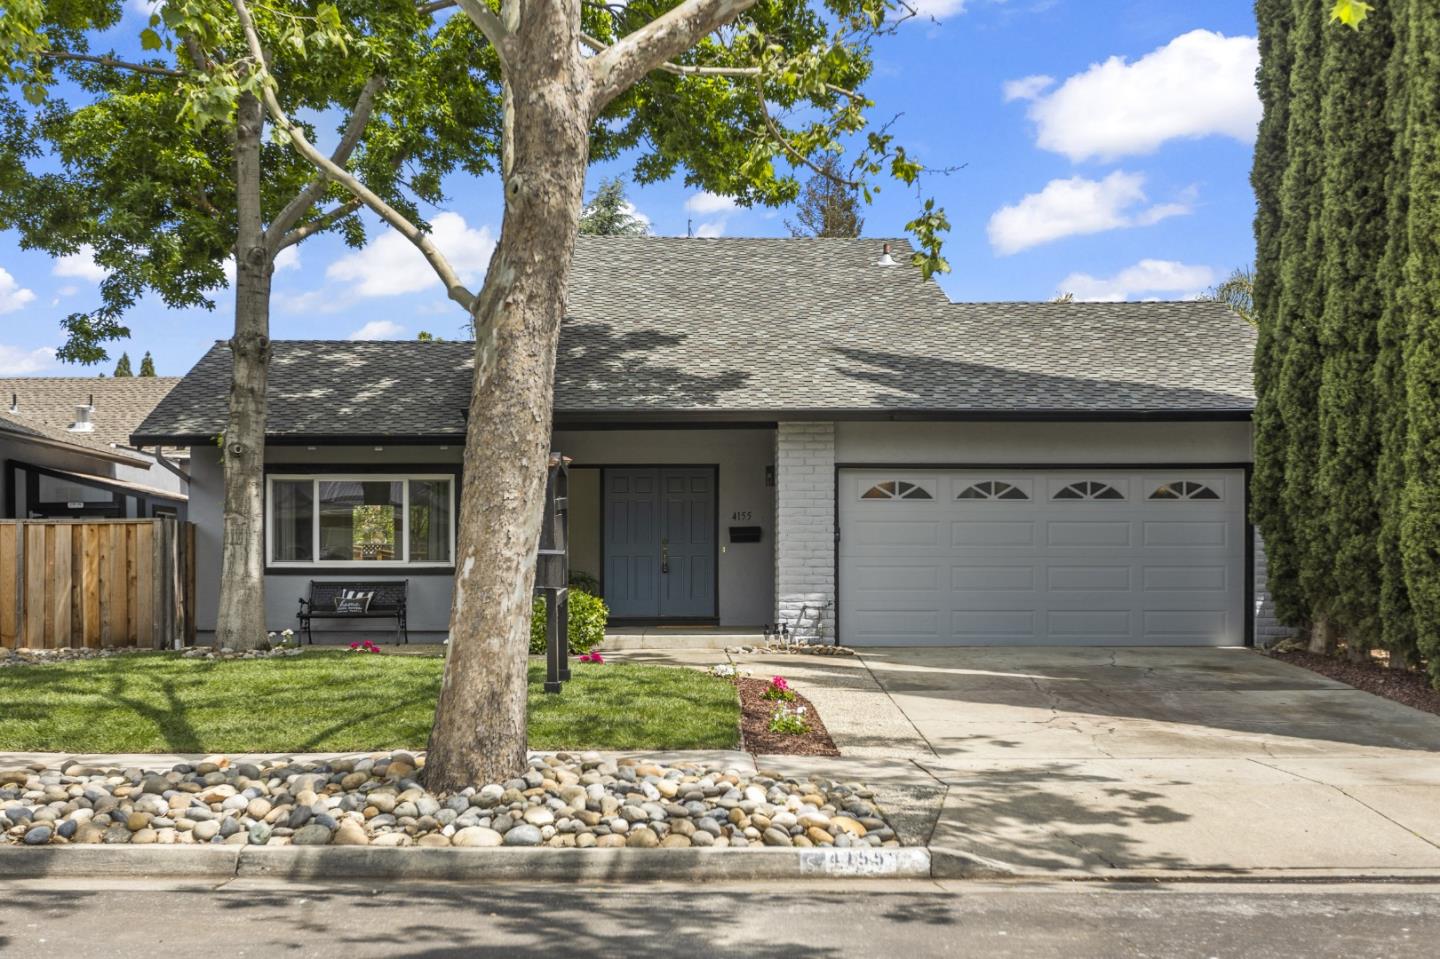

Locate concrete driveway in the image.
[855,647,1440,877]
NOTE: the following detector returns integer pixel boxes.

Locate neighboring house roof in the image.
[0,376,184,454]
[134,237,1256,445]
[0,408,150,466]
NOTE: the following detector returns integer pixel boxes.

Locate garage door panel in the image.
[1048,609,1132,638]
[952,609,1036,637]
[1047,565,1131,591]
[1046,521,1132,547]
[1144,521,1228,547]
[852,520,941,547]
[1143,566,1228,591]
[1143,610,1230,637]
[953,565,1035,590]
[840,468,1246,647]
[952,520,1035,547]
[851,609,941,638]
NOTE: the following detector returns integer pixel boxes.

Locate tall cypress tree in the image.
[1375,0,1420,667]
[1399,0,1440,681]
[1314,0,1392,651]
[1265,0,1330,645]
[1252,0,1299,629]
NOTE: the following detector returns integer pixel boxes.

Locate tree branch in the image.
[588,0,759,113]
[265,74,385,251]
[453,0,513,70]
[230,0,476,309]
[275,198,362,252]
[754,81,862,189]
[38,51,185,78]
[578,31,861,102]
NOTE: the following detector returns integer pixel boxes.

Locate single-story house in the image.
[2,377,188,520]
[134,236,1280,647]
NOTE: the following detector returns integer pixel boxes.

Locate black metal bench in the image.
[297,580,409,645]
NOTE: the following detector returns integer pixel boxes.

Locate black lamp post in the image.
[536,452,571,693]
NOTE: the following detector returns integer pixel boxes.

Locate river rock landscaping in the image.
[1,751,898,850]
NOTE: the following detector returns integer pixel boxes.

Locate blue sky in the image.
[0,0,1261,377]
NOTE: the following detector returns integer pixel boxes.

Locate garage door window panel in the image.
[1053,481,1125,501]
[1150,480,1221,501]
[861,480,933,501]
[957,480,1030,501]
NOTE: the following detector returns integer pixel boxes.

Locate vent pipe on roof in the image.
[7,393,16,415]
[876,243,898,267]
[70,399,95,433]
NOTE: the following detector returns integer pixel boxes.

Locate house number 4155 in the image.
[731,511,753,521]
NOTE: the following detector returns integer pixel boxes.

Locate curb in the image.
[0,844,934,882]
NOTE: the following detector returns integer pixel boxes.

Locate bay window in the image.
[267,474,455,567]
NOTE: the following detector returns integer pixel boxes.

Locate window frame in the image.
[265,472,457,569]
[1148,480,1223,501]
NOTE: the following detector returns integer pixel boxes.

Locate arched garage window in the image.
[1053,481,1124,501]
[1150,481,1220,501]
[957,481,1029,501]
[861,480,933,501]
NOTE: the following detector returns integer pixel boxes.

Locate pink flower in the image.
[770,676,789,690]
[349,642,360,650]
[579,652,605,664]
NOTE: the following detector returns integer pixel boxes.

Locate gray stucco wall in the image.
[552,428,775,627]
[191,430,775,643]
[3,436,186,518]
[834,420,1254,464]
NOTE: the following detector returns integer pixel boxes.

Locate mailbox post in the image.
[536,452,571,693]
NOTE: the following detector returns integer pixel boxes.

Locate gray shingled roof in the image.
[0,408,148,464]
[134,237,1255,444]
[0,377,183,449]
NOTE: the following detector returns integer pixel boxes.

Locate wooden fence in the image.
[0,518,196,650]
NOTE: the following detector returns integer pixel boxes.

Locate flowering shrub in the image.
[761,675,796,702]
[709,663,752,681]
[768,703,810,735]
[348,640,380,654]
[578,651,605,664]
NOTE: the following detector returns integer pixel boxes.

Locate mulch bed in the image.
[1269,649,1440,718]
[736,678,841,757]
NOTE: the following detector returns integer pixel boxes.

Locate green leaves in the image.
[1330,0,1373,29]
[139,28,163,51]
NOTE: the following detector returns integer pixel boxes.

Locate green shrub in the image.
[530,589,608,654]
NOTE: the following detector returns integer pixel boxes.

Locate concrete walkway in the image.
[617,645,1440,878]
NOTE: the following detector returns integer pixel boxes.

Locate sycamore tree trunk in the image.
[424,0,592,791]
[214,92,273,652]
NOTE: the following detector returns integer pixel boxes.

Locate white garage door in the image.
[838,469,1246,646]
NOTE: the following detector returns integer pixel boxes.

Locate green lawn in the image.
[0,653,740,754]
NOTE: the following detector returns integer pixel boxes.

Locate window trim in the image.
[1052,480,1126,502]
[1149,480,1222,501]
[266,472,457,569]
[956,480,1031,501]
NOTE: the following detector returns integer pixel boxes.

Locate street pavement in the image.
[2,877,1437,958]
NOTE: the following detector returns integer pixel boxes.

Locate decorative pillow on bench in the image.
[334,589,376,614]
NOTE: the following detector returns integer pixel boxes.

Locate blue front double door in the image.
[603,467,716,620]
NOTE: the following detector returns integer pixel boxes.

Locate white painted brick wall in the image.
[774,422,836,643]
[1254,531,1292,647]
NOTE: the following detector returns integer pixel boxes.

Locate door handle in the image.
[661,538,669,574]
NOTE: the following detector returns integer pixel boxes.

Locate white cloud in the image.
[987,172,1191,255]
[1002,74,1053,102]
[1058,259,1216,302]
[0,268,36,315]
[1023,30,1260,162]
[348,320,407,341]
[620,201,651,229]
[128,0,163,15]
[693,221,727,238]
[684,192,738,216]
[52,245,109,283]
[908,0,967,17]
[274,245,300,271]
[0,344,57,375]
[326,212,495,297]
